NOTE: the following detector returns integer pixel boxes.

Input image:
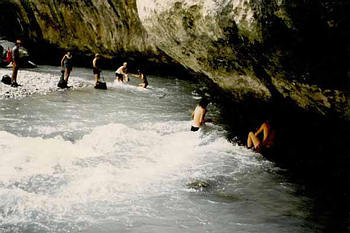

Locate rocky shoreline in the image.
[0,68,88,99]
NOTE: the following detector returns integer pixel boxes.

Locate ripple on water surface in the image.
[0,66,318,233]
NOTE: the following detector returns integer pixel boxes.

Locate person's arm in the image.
[12,48,17,63]
[205,118,215,123]
[130,73,141,79]
[93,58,97,69]
[60,55,65,70]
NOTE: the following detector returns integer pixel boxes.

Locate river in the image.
[0,66,320,232]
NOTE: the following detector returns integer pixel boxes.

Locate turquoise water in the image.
[0,66,318,232]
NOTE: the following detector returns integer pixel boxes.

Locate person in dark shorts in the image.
[115,62,128,82]
[115,72,123,82]
[60,51,73,82]
[92,54,102,85]
[11,39,21,87]
[190,98,214,132]
[247,121,275,154]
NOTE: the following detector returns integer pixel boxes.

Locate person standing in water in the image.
[11,40,21,87]
[92,53,102,86]
[132,70,148,88]
[115,62,128,82]
[190,98,214,132]
[60,51,73,82]
[247,121,275,153]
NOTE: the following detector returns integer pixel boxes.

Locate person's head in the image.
[66,51,71,56]
[15,40,22,47]
[95,53,100,59]
[199,98,210,108]
[123,62,127,68]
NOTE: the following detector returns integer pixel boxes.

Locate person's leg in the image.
[94,74,98,85]
[117,73,122,82]
[65,68,71,82]
[11,64,18,84]
[247,132,260,148]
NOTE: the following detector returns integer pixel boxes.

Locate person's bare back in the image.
[190,98,210,132]
[192,106,206,127]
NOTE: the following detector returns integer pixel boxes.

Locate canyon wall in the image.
[0,0,349,118]
[136,0,350,117]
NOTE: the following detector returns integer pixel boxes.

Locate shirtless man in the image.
[115,62,128,82]
[191,98,212,132]
[92,53,101,85]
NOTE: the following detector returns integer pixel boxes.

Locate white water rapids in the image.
[0,66,318,232]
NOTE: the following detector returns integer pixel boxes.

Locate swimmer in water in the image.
[131,70,148,88]
[190,98,214,132]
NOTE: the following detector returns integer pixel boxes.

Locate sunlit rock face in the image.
[0,0,349,117]
[137,0,350,117]
[137,0,270,100]
[0,0,157,57]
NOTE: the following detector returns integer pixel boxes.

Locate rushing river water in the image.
[0,66,320,232]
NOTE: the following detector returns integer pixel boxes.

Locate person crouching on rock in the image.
[247,121,275,154]
[11,39,21,87]
[61,51,73,83]
[92,53,102,85]
[115,62,128,82]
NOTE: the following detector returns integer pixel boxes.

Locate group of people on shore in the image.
[7,43,148,89]
[61,52,148,89]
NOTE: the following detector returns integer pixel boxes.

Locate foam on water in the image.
[0,66,315,233]
[111,80,148,91]
[0,121,264,232]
